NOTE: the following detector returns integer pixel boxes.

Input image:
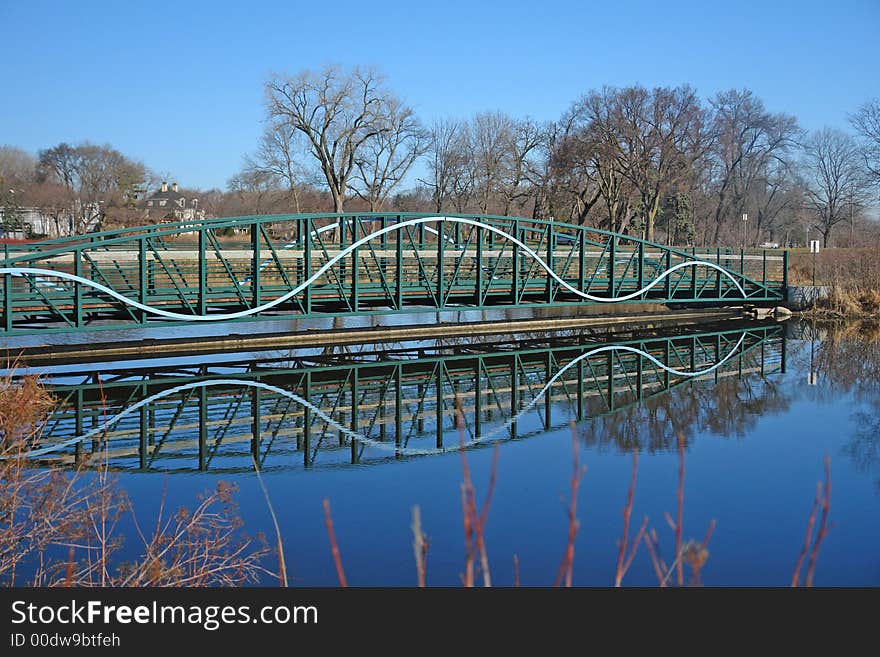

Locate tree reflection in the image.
[812,321,880,488]
[580,365,792,453]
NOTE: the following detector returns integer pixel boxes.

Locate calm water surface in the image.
[26,319,880,586]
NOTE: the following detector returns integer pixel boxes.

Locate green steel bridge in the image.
[24,322,785,472]
[0,213,787,334]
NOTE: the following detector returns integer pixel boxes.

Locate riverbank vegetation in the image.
[790,247,880,317]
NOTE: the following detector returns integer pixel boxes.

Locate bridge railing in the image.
[0,213,787,333]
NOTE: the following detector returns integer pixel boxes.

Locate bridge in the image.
[24,322,785,471]
[0,213,787,334]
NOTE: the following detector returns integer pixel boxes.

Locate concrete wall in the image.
[786,285,830,310]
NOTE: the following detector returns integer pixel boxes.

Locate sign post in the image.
[810,240,820,289]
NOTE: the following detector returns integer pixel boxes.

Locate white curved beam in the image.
[0,217,748,321]
[15,335,746,460]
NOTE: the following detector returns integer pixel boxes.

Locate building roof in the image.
[147,189,186,203]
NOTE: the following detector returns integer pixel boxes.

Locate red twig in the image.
[675,431,685,587]
[457,407,497,587]
[791,483,820,587]
[555,424,586,587]
[322,499,347,587]
[792,457,832,587]
[643,528,668,587]
[411,505,428,588]
[63,547,75,587]
[615,450,639,587]
[805,457,832,587]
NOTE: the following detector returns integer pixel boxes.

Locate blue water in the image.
[76,322,879,586]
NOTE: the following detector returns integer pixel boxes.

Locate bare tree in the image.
[37,142,147,233]
[705,89,800,245]
[422,118,466,212]
[500,118,543,216]
[227,167,285,215]
[0,146,36,186]
[471,112,515,213]
[247,119,309,212]
[265,65,409,213]
[801,128,869,246]
[547,108,604,226]
[352,97,427,211]
[851,99,880,184]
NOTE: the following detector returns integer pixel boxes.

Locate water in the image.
[21,319,880,586]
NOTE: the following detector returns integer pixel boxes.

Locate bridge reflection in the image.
[29,321,786,472]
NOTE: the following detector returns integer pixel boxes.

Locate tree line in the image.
[2,65,878,247]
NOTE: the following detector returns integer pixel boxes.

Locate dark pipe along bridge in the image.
[0,213,787,334]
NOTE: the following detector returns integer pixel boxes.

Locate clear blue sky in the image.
[2,0,877,190]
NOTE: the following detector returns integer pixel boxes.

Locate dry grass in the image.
[790,247,880,316]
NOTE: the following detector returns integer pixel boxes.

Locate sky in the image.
[1,0,878,190]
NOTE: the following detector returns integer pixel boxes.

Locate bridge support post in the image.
[303,371,311,467]
[474,360,482,437]
[251,386,261,463]
[664,250,672,299]
[395,227,403,310]
[198,229,207,316]
[544,350,552,428]
[577,349,584,421]
[475,226,483,306]
[395,364,403,452]
[75,388,83,463]
[510,354,518,439]
[636,353,644,401]
[511,219,520,305]
[436,364,443,449]
[579,229,586,297]
[3,272,12,332]
[139,238,147,324]
[436,219,445,308]
[2,244,9,332]
[762,250,767,293]
[608,236,616,298]
[74,250,83,328]
[351,240,359,312]
[546,224,553,303]
[304,218,312,314]
[250,223,261,310]
[606,352,614,411]
[783,249,789,294]
[139,381,148,469]
[198,385,207,471]
[637,242,645,300]
[351,368,359,464]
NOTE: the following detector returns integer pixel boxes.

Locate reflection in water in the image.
[27,321,786,472]
[807,321,880,487]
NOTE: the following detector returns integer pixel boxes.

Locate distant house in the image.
[143,182,204,222]
[0,204,96,239]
